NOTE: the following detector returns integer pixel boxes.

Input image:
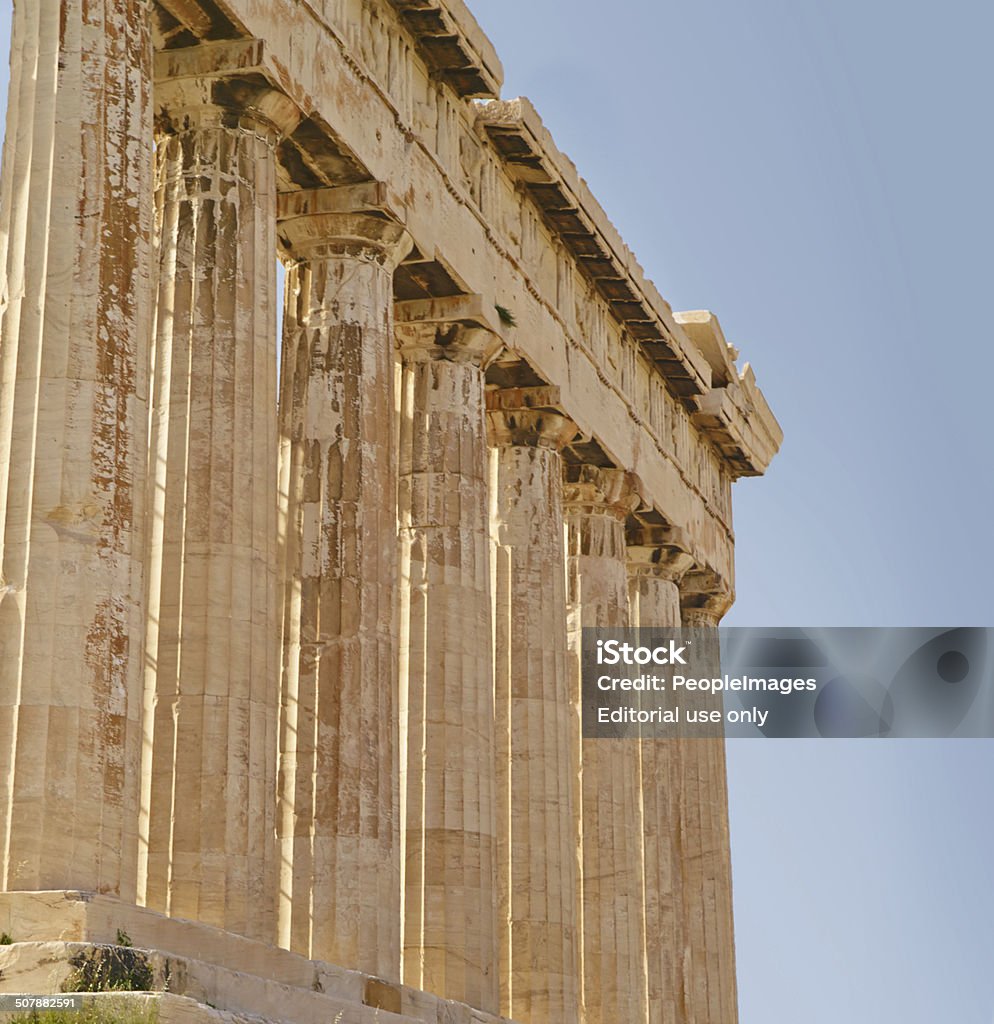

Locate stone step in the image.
[0,893,331,992]
[0,894,511,1024]
[0,943,423,1024]
[0,991,419,1024]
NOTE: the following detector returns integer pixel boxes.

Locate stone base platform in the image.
[0,894,511,1024]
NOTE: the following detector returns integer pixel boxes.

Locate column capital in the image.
[680,568,734,625]
[277,186,412,267]
[395,295,505,367]
[626,523,696,582]
[562,464,645,521]
[485,386,579,450]
[155,41,303,141]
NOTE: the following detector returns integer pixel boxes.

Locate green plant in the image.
[115,929,132,948]
[0,931,13,944]
[63,947,153,993]
[495,303,516,327]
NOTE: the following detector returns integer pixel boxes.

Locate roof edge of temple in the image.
[477,97,711,397]
[386,0,504,99]
[477,96,782,476]
[675,311,784,477]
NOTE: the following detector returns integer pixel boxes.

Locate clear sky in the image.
[470,3,994,1021]
[2,2,993,1021]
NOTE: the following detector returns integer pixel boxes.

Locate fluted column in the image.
[679,578,738,1024]
[627,526,696,1024]
[396,296,503,1012]
[275,187,410,978]
[487,386,581,1024]
[0,0,153,896]
[139,76,299,941]
[564,466,648,1024]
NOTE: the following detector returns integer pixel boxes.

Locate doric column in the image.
[486,386,581,1024]
[627,525,696,1024]
[275,186,411,979]
[0,0,154,896]
[139,71,299,942]
[564,466,648,1024]
[679,575,738,1024]
[396,296,503,1013]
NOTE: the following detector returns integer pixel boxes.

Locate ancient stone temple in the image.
[0,1,781,1022]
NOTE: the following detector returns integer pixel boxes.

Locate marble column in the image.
[679,578,738,1024]
[275,187,410,979]
[487,386,581,1024]
[139,77,299,942]
[627,526,695,1024]
[396,296,503,1013]
[0,0,154,897]
[564,466,648,1024]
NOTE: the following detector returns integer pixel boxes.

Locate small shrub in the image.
[64,947,153,993]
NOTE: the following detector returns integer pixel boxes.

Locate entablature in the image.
[477,98,712,400]
[148,0,782,600]
[385,0,503,98]
[676,311,783,477]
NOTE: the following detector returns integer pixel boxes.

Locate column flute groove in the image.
[0,0,154,897]
[487,385,581,1024]
[564,466,648,1024]
[627,525,696,1024]
[275,188,411,979]
[396,296,503,1014]
[140,75,299,941]
[679,578,738,1024]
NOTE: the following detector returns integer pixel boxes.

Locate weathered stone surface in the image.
[396,298,503,1013]
[0,1,785,1021]
[677,603,738,1024]
[276,191,411,979]
[487,389,580,1024]
[193,0,781,585]
[0,894,515,1024]
[677,310,783,478]
[139,84,296,942]
[0,942,418,1024]
[0,0,154,898]
[0,891,331,989]
[564,466,648,1024]
[626,528,696,1024]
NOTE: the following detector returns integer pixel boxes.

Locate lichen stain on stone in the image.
[85,595,131,722]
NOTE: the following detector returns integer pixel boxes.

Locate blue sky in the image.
[468,2,994,1021]
[2,2,993,1020]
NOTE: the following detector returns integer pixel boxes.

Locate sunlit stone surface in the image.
[0,2,781,1022]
